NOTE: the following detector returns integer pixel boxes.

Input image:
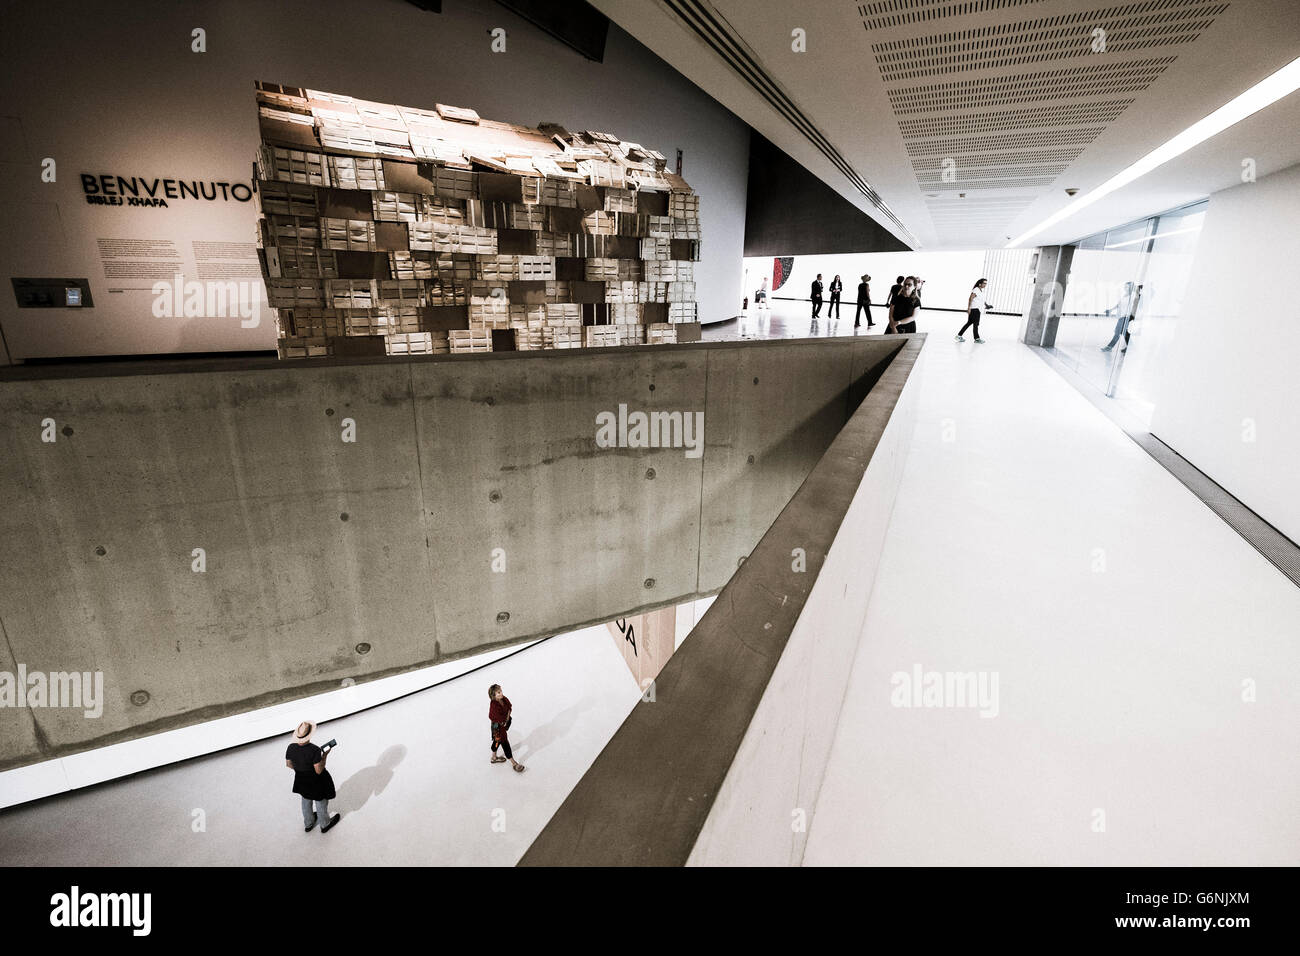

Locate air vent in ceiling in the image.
[662,0,918,246]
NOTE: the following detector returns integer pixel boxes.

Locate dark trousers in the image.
[855,302,873,326]
[492,737,513,760]
[811,297,823,318]
[827,293,841,318]
[958,308,980,337]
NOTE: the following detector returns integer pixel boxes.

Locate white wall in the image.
[1149,163,1300,544]
[0,0,749,361]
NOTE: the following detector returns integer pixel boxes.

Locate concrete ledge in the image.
[518,336,924,865]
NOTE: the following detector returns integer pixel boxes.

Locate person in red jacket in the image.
[488,684,526,773]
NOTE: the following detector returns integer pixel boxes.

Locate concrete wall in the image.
[0,336,900,770]
[518,336,923,866]
[0,0,748,361]
[1149,163,1300,544]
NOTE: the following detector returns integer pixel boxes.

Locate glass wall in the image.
[1052,201,1207,424]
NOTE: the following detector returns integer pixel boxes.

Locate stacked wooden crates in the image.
[253,82,702,359]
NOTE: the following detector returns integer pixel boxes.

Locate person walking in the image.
[286,720,340,834]
[810,274,824,319]
[855,274,874,328]
[827,275,843,319]
[488,684,526,773]
[887,277,920,334]
[1101,281,1136,352]
[956,278,992,343]
[754,277,768,313]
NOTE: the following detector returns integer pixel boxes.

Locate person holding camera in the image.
[488,684,526,773]
[286,720,340,833]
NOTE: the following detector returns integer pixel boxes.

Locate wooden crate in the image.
[384,331,434,355]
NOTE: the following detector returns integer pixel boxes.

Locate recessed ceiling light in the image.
[1007,55,1300,248]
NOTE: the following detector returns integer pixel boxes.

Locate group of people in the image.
[799,273,994,339]
[284,683,525,834]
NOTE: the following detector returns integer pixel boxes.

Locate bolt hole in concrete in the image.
[61,425,74,436]
[496,611,510,624]
[94,546,106,556]
[340,513,349,521]
[645,468,656,480]
[643,578,655,589]
[747,454,755,464]
[649,383,655,391]
[489,491,501,503]
[325,407,334,416]
[753,377,759,385]
[130,690,150,706]
[355,643,371,655]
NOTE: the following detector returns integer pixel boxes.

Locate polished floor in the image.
[805,318,1300,865]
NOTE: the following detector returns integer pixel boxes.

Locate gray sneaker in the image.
[955,334,965,341]
[974,337,985,343]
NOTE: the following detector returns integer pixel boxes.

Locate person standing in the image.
[488,684,526,773]
[827,275,843,319]
[885,275,904,310]
[887,277,920,334]
[855,274,874,328]
[286,720,340,834]
[810,274,824,318]
[956,278,991,343]
[754,277,769,313]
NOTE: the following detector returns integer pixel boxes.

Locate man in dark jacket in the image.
[810,274,824,318]
[855,274,874,328]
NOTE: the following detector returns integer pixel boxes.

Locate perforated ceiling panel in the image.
[858,0,1049,32]
[867,0,1231,245]
[874,1,1229,82]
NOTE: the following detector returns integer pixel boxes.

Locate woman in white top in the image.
[956,278,991,343]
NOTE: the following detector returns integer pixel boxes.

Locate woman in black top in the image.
[887,278,920,334]
[827,275,843,319]
[286,720,340,833]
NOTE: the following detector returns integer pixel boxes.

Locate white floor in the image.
[805,319,1300,865]
[0,625,643,866]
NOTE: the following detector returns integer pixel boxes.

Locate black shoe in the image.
[304,813,318,832]
[320,813,341,833]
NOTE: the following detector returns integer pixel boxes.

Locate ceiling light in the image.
[1006,55,1300,248]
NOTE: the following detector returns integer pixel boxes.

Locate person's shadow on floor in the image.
[513,697,598,763]
[335,745,406,814]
